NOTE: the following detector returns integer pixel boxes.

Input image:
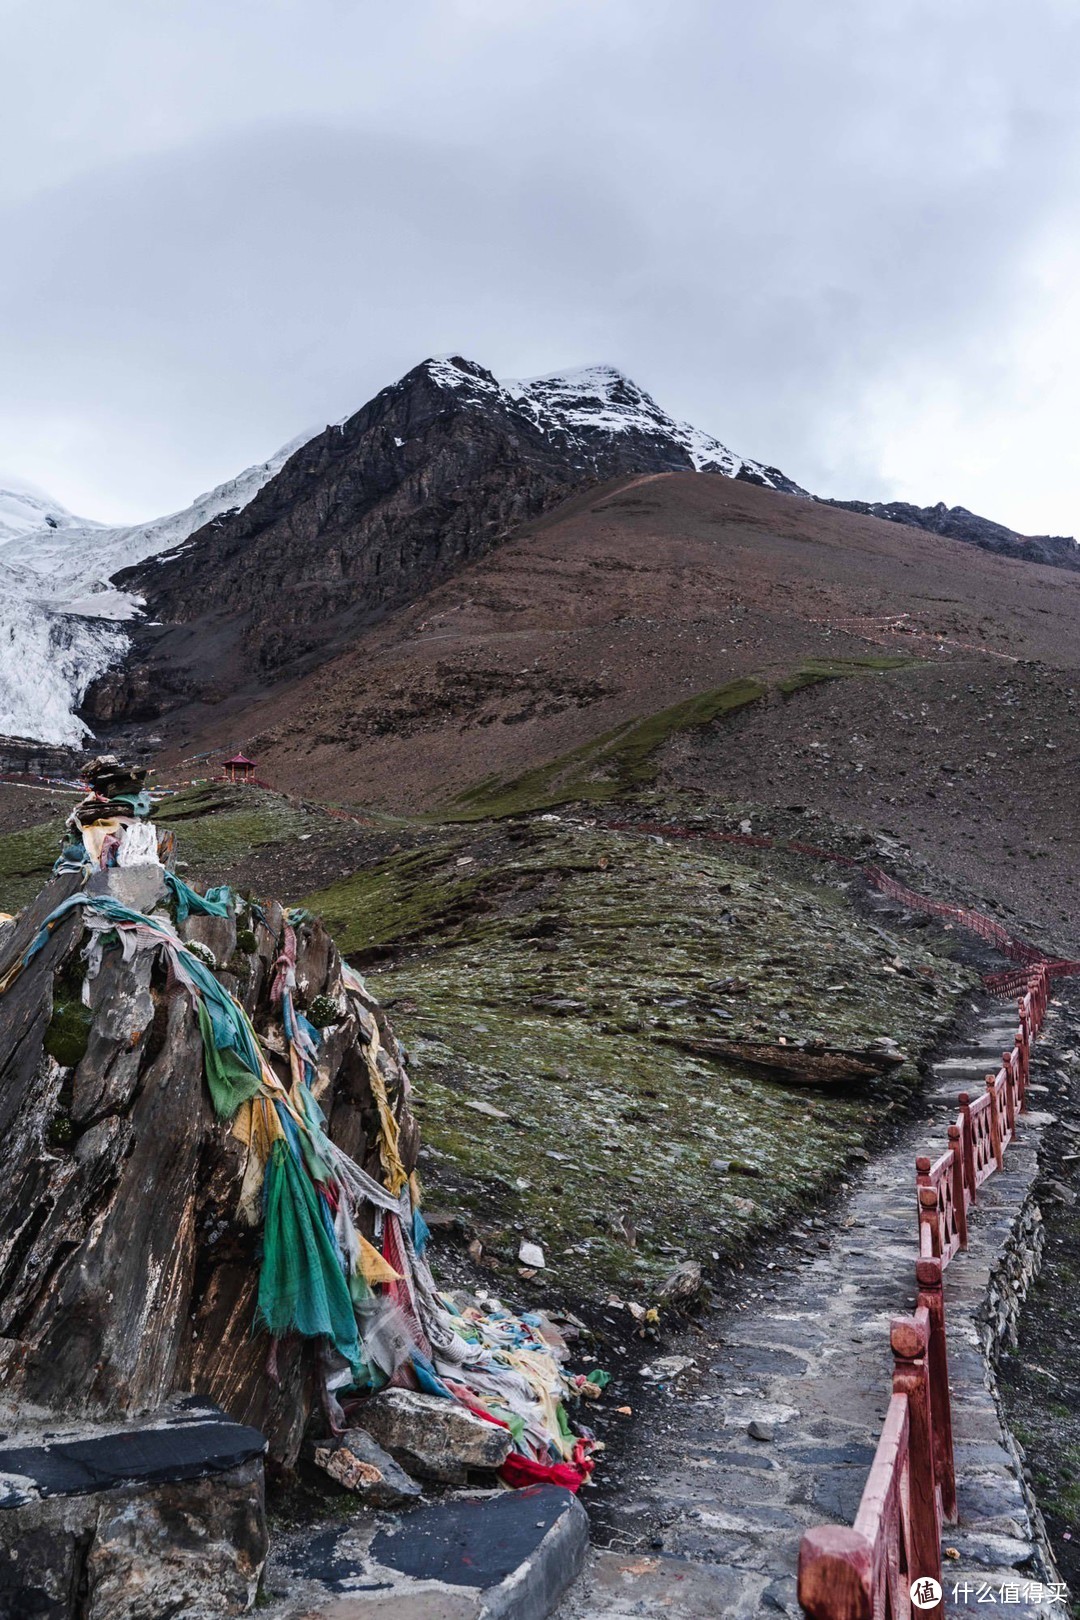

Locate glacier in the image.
[0,432,313,746]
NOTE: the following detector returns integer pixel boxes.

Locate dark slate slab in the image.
[274,1482,588,1620]
[0,1406,266,1507]
[370,1483,578,1589]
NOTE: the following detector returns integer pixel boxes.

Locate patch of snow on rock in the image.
[503,364,794,487]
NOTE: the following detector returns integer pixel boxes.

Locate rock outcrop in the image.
[0,865,418,1468]
[818,495,1080,572]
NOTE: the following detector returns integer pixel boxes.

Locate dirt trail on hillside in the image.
[663,657,1080,956]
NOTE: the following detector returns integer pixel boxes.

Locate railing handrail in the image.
[798,962,1050,1619]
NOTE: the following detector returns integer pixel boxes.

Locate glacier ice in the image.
[0,431,312,745]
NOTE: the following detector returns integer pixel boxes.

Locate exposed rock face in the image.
[818,495,1079,571]
[83,357,804,727]
[349,1388,513,1483]
[0,735,88,779]
[0,869,418,1469]
[7,1456,266,1620]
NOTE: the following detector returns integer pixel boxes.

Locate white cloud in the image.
[2,0,1080,533]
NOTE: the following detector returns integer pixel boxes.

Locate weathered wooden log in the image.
[0,868,417,1470]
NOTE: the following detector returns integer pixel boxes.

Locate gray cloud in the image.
[3,0,1080,532]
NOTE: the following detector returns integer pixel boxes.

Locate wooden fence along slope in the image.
[603,821,1075,1620]
[797,966,1050,1620]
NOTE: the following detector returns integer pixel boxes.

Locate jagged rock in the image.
[311,1428,423,1507]
[817,494,1080,573]
[0,871,419,1469]
[349,1389,513,1483]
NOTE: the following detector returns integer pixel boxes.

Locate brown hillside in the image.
[164,471,1080,941]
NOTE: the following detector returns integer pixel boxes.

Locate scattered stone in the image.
[463,1098,509,1119]
[640,1356,696,1382]
[518,1239,546,1269]
[529,996,589,1014]
[311,1429,422,1507]
[349,1390,512,1484]
[747,1420,774,1442]
[658,1259,703,1305]
[660,1033,907,1085]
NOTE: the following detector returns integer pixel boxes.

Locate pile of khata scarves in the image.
[56,770,159,875]
[3,887,596,1488]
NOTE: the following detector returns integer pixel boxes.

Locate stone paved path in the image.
[558,997,1064,1619]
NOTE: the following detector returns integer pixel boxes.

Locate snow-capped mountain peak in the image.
[0,354,803,748]
[422,357,804,492]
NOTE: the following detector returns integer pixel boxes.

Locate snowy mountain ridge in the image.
[0,358,794,746]
[433,358,804,490]
[0,476,99,544]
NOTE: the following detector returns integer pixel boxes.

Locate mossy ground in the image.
[1,660,970,1306]
[450,678,767,820]
[775,654,915,696]
[153,785,316,866]
[0,782,384,914]
[0,820,67,913]
[303,818,973,1296]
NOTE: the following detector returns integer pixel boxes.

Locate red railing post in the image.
[916,1254,956,1524]
[796,953,1058,1619]
[1002,1051,1019,1139]
[948,1124,968,1250]
[891,1313,943,1611]
[985,1074,1004,1172]
[797,1527,874,1620]
[916,1157,941,1257]
[958,1092,977,1200]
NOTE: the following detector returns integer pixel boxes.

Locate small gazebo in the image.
[222,753,256,785]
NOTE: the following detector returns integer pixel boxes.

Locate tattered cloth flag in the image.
[1,854,596,1492]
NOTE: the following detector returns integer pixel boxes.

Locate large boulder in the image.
[349,1389,513,1484]
[0,869,419,1469]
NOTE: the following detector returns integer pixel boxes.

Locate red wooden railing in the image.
[797,966,1050,1620]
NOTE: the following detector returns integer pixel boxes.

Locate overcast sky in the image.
[3,0,1080,534]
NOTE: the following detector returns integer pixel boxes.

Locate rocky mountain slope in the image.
[4,351,1077,757]
[134,470,1080,949]
[819,494,1080,571]
[83,359,803,728]
[5,351,1078,754]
